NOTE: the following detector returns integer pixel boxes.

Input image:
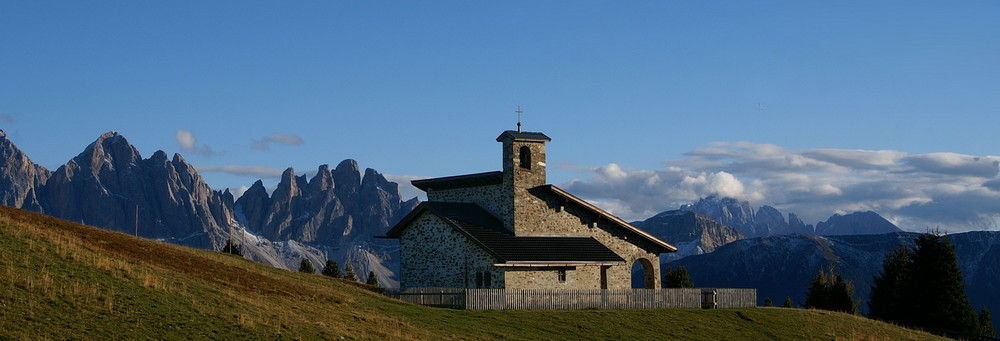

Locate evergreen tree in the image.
[298,259,315,274]
[322,259,341,278]
[663,266,695,288]
[978,306,996,338]
[343,263,357,282]
[221,239,242,256]
[783,297,794,308]
[805,268,830,309]
[764,298,773,307]
[366,271,380,287]
[907,233,978,334]
[868,245,911,323]
[804,266,857,314]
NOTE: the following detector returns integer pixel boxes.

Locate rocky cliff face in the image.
[0,130,49,211]
[0,131,417,287]
[233,160,418,287]
[680,196,905,237]
[42,132,234,248]
[633,210,745,262]
[680,195,757,236]
[814,211,902,235]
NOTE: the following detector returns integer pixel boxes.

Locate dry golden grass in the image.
[0,206,953,340]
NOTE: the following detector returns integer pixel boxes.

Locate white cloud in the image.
[560,142,1000,232]
[252,133,305,151]
[384,174,428,201]
[196,165,285,178]
[228,186,250,199]
[175,130,216,157]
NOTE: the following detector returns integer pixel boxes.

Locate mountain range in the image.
[3,127,995,315]
[0,130,416,287]
[664,231,1000,326]
[678,195,902,238]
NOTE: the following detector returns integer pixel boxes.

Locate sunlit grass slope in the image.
[0,206,949,340]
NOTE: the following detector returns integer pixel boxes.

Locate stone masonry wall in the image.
[508,189,663,289]
[426,184,508,231]
[504,266,603,290]
[502,139,547,234]
[399,213,503,289]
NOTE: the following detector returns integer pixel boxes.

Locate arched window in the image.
[519,146,532,169]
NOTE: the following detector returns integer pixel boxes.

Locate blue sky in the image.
[2,1,999,230]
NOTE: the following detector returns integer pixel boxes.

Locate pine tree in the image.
[366,271,380,287]
[805,266,857,314]
[322,260,341,278]
[298,259,315,274]
[343,263,357,282]
[907,233,978,334]
[221,239,242,256]
[830,273,858,315]
[868,245,911,323]
[805,268,830,309]
[978,306,996,338]
[783,297,794,308]
[764,298,773,307]
[664,266,695,288]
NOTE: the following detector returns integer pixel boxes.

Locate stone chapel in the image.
[384,130,676,290]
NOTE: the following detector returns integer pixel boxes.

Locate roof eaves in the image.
[411,171,503,191]
[543,185,678,253]
[382,202,431,238]
[493,261,627,268]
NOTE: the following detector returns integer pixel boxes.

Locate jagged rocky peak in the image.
[308,164,335,192]
[271,167,301,199]
[362,167,398,194]
[75,131,143,173]
[634,210,744,255]
[788,213,814,234]
[149,150,169,162]
[680,195,757,236]
[755,205,786,226]
[815,211,902,236]
[0,129,50,210]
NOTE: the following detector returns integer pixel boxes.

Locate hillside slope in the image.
[0,206,948,340]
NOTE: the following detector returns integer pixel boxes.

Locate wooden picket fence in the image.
[385,288,756,310]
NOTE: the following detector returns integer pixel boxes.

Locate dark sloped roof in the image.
[496,130,551,142]
[411,171,502,191]
[385,202,625,264]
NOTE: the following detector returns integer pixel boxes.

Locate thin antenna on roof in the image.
[515,105,523,132]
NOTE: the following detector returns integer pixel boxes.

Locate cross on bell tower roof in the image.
[515,105,523,132]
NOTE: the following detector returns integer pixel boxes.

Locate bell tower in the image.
[497,130,550,233]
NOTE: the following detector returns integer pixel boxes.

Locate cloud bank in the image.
[384,174,428,201]
[196,165,285,178]
[252,133,304,151]
[175,130,216,157]
[561,142,1000,232]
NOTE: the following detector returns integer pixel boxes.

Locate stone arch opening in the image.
[519,146,532,169]
[630,258,656,289]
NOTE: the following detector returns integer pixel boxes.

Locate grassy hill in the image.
[0,206,950,340]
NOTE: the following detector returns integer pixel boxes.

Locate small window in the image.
[557,269,567,283]
[475,272,483,288]
[519,146,532,169]
[484,272,492,287]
